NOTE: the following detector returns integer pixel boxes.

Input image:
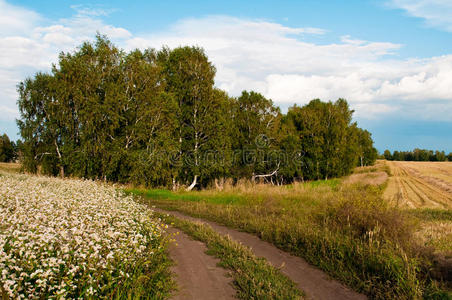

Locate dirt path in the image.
[159,209,367,300]
[167,227,236,299]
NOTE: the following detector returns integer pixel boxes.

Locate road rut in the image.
[159,208,367,300]
[167,227,235,299]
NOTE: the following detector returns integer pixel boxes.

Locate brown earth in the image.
[167,227,236,300]
[384,161,452,208]
[158,208,367,300]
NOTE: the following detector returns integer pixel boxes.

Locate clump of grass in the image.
[0,162,21,173]
[407,208,452,222]
[129,182,451,299]
[154,212,303,300]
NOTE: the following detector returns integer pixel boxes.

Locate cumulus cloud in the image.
[0,0,131,124]
[124,16,452,120]
[387,0,452,32]
[0,0,40,37]
[1,1,452,131]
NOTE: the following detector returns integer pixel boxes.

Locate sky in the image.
[1,0,452,152]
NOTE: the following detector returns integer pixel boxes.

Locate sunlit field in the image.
[129,160,452,299]
[384,161,452,209]
[381,161,452,257]
[0,171,172,299]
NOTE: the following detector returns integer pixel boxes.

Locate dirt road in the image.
[167,227,236,299]
[159,209,367,300]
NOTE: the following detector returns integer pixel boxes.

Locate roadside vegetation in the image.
[0,172,173,299]
[127,168,452,299]
[154,212,303,299]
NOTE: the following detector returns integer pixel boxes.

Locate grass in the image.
[408,209,452,256]
[353,160,391,176]
[407,208,452,222]
[151,211,304,299]
[129,188,244,205]
[0,162,21,173]
[126,181,452,299]
[126,178,340,206]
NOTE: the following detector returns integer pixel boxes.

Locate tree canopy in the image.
[17,35,377,188]
[382,149,451,162]
[0,133,16,162]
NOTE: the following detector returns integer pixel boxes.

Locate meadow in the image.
[128,160,452,299]
[0,171,173,299]
[2,160,451,299]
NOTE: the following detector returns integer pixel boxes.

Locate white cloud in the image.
[388,0,452,32]
[0,1,131,122]
[125,16,452,120]
[1,2,452,128]
[0,0,40,37]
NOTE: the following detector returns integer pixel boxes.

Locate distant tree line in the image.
[383,149,452,162]
[17,35,377,189]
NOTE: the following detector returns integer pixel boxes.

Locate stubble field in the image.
[384,161,452,209]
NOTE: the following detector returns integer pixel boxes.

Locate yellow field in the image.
[384,161,452,209]
[0,162,21,173]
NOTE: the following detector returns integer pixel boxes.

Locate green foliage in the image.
[0,134,16,162]
[231,91,282,179]
[384,148,449,161]
[281,99,376,181]
[17,35,377,187]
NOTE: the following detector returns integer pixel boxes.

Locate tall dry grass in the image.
[129,181,451,299]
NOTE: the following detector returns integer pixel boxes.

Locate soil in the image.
[384,161,452,208]
[159,209,367,300]
[167,227,236,300]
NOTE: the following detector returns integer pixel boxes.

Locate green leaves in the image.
[282,99,376,181]
[17,35,377,187]
[0,133,15,162]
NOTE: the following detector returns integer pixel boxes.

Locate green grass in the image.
[127,182,451,299]
[406,208,452,222]
[127,188,244,205]
[126,178,340,206]
[152,211,304,300]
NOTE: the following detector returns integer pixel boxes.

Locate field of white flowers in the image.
[0,172,172,299]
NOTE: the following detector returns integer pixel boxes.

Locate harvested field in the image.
[343,171,388,186]
[384,161,452,209]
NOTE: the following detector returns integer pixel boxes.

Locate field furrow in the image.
[384,161,452,209]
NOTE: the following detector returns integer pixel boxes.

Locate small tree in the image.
[383,150,392,160]
[0,134,15,162]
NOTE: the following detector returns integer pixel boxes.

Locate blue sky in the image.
[1,0,452,152]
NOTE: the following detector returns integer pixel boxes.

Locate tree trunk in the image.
[54,139,64,178]
[251,163,280,182]
[172,177,177,191]
[186,175,198,191]
[214,178,224,191]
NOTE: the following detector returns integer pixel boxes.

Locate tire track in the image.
[158,208,367,300]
